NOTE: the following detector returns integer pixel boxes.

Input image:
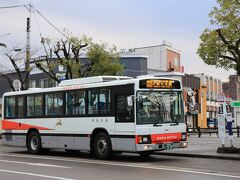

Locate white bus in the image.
[1,76,187,159]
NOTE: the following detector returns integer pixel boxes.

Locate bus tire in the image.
[93,132,112,160]
[139,151,154,157]
[27,131,42,155]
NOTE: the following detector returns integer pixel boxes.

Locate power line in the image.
[34,9,68,39]
[0,5,24,9]
[0,4,67,40]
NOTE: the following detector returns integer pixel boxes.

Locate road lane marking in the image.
[0,169,76,180]
[0,153,239,179]
[0,159,71,168]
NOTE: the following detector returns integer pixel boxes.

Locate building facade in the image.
[182,74,201,129]
[122,41,183,74]
[194,73,223,127]
[222,75,240,101]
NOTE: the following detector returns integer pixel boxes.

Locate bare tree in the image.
[0,49,32,91]
[36,36,88,83]
[36,35,123,84]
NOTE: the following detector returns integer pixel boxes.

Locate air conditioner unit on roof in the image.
[58,76,133,87]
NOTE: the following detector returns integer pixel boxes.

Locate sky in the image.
[0,0,236,81]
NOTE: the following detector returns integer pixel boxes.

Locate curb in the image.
[155,152,240,161]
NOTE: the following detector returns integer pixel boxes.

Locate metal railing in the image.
[187,127,240,138]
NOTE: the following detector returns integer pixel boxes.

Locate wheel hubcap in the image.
[30,136,38,151]
[97,138,107,155]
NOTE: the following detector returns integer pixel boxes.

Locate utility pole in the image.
[25,4,31,89]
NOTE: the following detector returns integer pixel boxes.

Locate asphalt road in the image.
[0,143,240,180]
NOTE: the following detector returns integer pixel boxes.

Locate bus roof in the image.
[59,76,133,87]
[3,76,182,97]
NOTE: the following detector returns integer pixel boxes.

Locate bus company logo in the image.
[156,135,177,140]
[55,119,62,127]
[63,85,85,90]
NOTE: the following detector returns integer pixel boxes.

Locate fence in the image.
[187,127,240,138]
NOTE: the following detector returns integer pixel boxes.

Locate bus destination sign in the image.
[139,79,181,89]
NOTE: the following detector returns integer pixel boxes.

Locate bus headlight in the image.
[137,135,151,144]
[181,133,187,141]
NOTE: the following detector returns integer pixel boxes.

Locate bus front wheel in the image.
[27,131,42,155]
[93,132,112,160]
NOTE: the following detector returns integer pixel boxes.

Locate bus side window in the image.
[34,95,43,116]
[5,97,16,118]
[99,89,110,115]
[45,94,54,116]
[116,95,134,122]
[17,96,25,118]
[66,92,74,115]
[54,92,64,116]
[88,90,98,115]
[75,90,86,115]
[27,95,34,117]
[66,90,86,116]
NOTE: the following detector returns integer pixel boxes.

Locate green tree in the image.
[85,42,123,77]
[36,35,123,83]
[197,0,240,75]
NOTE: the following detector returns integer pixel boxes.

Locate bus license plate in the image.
[163,143,173,149]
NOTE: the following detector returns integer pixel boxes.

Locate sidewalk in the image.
[156,134,240,160]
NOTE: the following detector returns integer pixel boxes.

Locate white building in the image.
[122,41,183,74]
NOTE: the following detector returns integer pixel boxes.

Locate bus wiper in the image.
[171,118,179,125]
[153,118,162,127]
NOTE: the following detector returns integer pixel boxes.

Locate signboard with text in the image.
[217,94,226,138]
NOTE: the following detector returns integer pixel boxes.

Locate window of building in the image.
[17,96,25,118]
[66,90,85,115]
[5,96,16,118]
[116,95,134,122]
[29,80,36,88]
[40,79,48,88]
[59,65,67,72]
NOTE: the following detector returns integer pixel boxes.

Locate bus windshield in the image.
[137,91,184,125]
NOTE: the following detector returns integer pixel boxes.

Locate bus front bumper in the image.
[136,141,188,151]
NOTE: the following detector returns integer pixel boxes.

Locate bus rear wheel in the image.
[27,131,42,155]
[93,132,112,160]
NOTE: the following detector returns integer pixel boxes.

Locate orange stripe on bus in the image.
[2,120,52,130]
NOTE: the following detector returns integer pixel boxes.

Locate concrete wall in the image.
[130,44,181,73]
[133,45,167,71]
